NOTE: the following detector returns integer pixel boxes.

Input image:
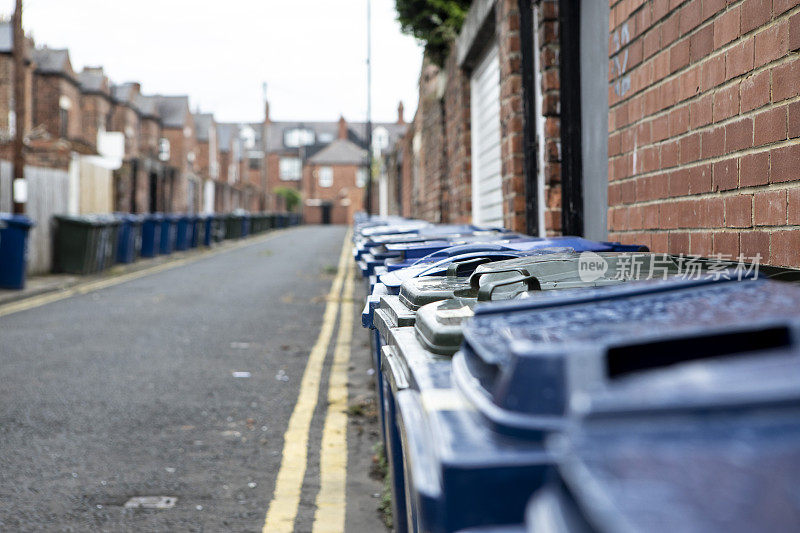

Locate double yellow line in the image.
[262,231,354,533]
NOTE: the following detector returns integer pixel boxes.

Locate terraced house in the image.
[388,0,800,267]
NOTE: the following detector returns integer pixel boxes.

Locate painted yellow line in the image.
[262,230,352,533]
[0,229,294,319]
[312,255,355,533]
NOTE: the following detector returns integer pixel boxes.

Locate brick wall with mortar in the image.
[607,0,800,267]
[535,0,563,235]
[390,0,564,235]
[32,74,82,143]
[80,92,111,149]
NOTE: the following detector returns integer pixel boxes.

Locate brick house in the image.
[216,122,245,212]
[0,22,34,149]
[237,122,265,211]
[154,95,198,212]
[303,125,369,224]
[192,112,218,213]
[263,98,405,213]
[389,0,800,267]
[134,94,169,213]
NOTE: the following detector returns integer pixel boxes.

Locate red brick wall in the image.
[607,0,800,267]
[32,74,81,142]
[392,0,562,235]
[536,0,563,235]
[497,0,528,232]
[443,48,473,223]
[80,93,111,150]
[139,117,160,158]
[111,104,140,158]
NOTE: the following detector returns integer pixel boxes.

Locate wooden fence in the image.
[0,161,70,275]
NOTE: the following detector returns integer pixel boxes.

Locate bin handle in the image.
[477,273,541,301]
[445,257,494,277]
[605,323,794,380]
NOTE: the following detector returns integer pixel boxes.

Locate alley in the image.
[0,225,384,532]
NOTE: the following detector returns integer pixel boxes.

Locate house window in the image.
[284,128,315,148]
[372,126,389,154]
[240,126,256,149]
[249,157,260,170]
[318,166,333,188]
[318,132,334,144]
[59,108,68,138]
[356,168,367,188]
[279,157,302,181]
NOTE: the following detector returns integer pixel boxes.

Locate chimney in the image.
[338,115,347,140]
[129,82,141,96]
[397,101,405,125]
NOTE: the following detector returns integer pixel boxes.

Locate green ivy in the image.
[273,186,301,212]
[395,0,472,66]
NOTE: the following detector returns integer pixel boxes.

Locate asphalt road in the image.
[0,225,385,532]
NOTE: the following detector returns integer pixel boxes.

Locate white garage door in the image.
[470,43,503,227]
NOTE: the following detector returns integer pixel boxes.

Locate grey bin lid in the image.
[555,355,800,533]
[398,276,477,311]
[414,297,477,356]
[373,297,417,344]
[457,277,800,437]
[470,252,680,301]
[382,327,453,394]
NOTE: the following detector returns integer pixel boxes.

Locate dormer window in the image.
[284,128,315,148]
[240,126,256,149]
[372,126,389,154]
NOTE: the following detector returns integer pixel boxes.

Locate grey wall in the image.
[580,0,610,241]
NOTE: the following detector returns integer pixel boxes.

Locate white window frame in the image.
[279,157,302,181]
[318,166,333,188]
[284,128,315,148]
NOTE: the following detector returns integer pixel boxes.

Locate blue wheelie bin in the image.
[0,214,34,289]
[524,315,800,533]
[115,214,143,264]
[373,252,680,532]
[140,213,163,258]
[159,214,178,255]
[392,276,800,532]
[174,214,191,251]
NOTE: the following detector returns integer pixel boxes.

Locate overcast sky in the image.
[3,0,423,123]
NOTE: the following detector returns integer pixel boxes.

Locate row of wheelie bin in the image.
[51,211,301,275]
[353,213,800,533]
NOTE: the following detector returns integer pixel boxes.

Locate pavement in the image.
[0,225,387,532]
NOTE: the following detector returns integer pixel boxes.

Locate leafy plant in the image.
[395,0,472,66]
[273,186,302,212]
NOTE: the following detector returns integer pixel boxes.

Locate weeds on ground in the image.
[372,442,393,529]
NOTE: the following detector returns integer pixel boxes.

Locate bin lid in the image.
[456,276,800,436]
[398,276,476,311]
[469,252,680,301]
[381,234,527,260]
[54,214,106,226]
[555,386,800,533]
[382,326,453,394]
[0,213,34,228]
[380,248,573,291]
[414,297,477,356]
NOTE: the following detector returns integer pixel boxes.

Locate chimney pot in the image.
[338,115,347,140]
[397,101,405,125]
